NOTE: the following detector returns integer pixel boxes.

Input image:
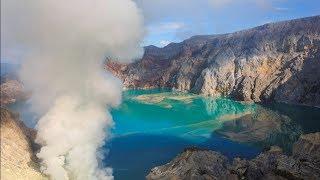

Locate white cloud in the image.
[159,40,171,47]
[208,0,233,7]
[147,22,185,34]
[160,22,185,30]
[208,0,285,11]
[274,7,289,11]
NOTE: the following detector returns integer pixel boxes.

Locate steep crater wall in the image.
[107,16,320,107]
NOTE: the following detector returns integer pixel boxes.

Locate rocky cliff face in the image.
[1,66,28,106]
[107,16,320,107]
[0,108,46,180]
[147,132,320,180]
[0,80,26,106]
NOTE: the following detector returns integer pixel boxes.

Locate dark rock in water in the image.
[229,146,286,180]
[146,148,229,180]
[286,132,320,179]
[107,16,320,107]
[292,132,320,163]
[146,133,320,180]
[276,148,320,179]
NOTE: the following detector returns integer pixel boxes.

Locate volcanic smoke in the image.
[1,0,144,179]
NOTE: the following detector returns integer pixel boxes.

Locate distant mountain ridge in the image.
[107,15,320,106]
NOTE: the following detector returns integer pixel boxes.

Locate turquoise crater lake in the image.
[103,89,320,180]
[8,89,320,180]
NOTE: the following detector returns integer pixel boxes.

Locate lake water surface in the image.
[104,89,320,180]
[8,89,320,180]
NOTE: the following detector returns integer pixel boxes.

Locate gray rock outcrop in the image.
[147,132,320,180]
[147,148,229,180]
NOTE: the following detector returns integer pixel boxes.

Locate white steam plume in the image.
[1,0,144,179]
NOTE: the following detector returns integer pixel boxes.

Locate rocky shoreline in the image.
[147,132,320,180]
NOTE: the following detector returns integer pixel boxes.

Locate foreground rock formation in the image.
[0,108,46,180]
[107,15,320,106]
[147,132,320,180]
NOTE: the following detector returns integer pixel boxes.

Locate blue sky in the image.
[2,0,319,64]
[136,0,320,47]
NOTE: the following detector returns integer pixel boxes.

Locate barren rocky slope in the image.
[0,65,27,106]
[0,108,46,180]
[107,15,320,106]
[147,132,320,180]
[0,79,26,106]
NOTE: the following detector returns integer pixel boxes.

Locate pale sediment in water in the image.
[132,92,199,107]
[216,111,253,122]
[125,90,257,141]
